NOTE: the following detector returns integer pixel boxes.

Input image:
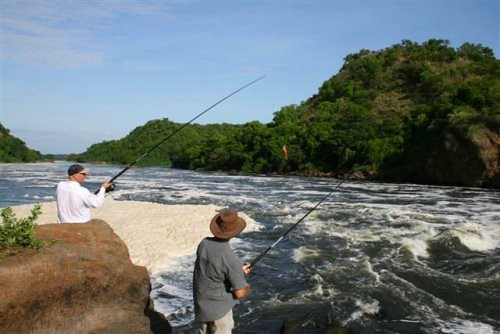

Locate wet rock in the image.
[280,313,314,333]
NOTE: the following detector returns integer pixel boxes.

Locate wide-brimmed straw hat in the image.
[210,209,246,240]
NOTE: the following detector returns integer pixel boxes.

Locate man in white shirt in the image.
[56,164,113,223]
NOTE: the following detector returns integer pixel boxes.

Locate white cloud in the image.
[0,0,170,69]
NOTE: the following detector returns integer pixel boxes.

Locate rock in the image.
[280,313,314,333]
[0,219,171,334]
[425,124,499,187]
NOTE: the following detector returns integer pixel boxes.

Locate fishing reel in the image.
[105,183,116,193]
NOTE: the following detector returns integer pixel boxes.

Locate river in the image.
[1,162,499,333]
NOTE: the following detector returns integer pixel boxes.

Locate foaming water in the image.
[150,255,196,325]
[450,227,498,251]
[1,162,499,332]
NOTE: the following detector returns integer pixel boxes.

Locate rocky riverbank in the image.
[0,220,171,333]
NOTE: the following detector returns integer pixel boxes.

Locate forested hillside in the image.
[0,123,42,162]
[71,40,499,187]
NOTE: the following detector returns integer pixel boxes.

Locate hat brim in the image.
[210,213,246,240]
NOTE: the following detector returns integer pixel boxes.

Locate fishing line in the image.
[95,76,265,192]
[249,172,354,269]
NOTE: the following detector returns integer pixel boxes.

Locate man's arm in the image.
[227,254,251,299]
[233,285,250,299]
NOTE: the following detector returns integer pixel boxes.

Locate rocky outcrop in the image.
[425,124,499,188]
[0,220,171,334]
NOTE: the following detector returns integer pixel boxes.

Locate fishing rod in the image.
[96,76,265,192]
[249,173,353,269]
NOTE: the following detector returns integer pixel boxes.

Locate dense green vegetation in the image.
[0,123,43,162]
[71,40,499,181]
[0,205,45,260]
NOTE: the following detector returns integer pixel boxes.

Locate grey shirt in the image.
[193,237,248,322]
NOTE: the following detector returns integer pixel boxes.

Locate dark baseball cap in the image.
[68,164,89,176]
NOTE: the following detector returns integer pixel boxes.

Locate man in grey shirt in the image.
[193,209,251,333]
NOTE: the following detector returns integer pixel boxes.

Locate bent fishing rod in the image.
[95,76,265,193]
[249,173,353,269]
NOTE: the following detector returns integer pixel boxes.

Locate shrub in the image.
[0,204,44,249]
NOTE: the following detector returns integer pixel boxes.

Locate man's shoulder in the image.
[57,180,80,188]
[56,180,70,189]
[198,238,235,259]
[200,237,231,249]
[57,180,90,194]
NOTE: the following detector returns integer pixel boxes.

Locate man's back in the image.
[193,237,248,322]
[56,164,111,224]
[56,180,104,223]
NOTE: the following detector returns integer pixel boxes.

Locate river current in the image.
[1,162,499,333]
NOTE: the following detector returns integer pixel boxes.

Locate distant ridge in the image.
[70,39,499,188]
[0,123,43,162]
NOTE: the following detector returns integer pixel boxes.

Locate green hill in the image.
[72,39,499,188]
[0,123,43,162]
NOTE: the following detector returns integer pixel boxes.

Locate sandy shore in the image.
[10,198,260,273]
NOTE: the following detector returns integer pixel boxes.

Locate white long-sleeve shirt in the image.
[56,180,106,223]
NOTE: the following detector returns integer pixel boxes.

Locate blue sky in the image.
[1,0,499,154]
